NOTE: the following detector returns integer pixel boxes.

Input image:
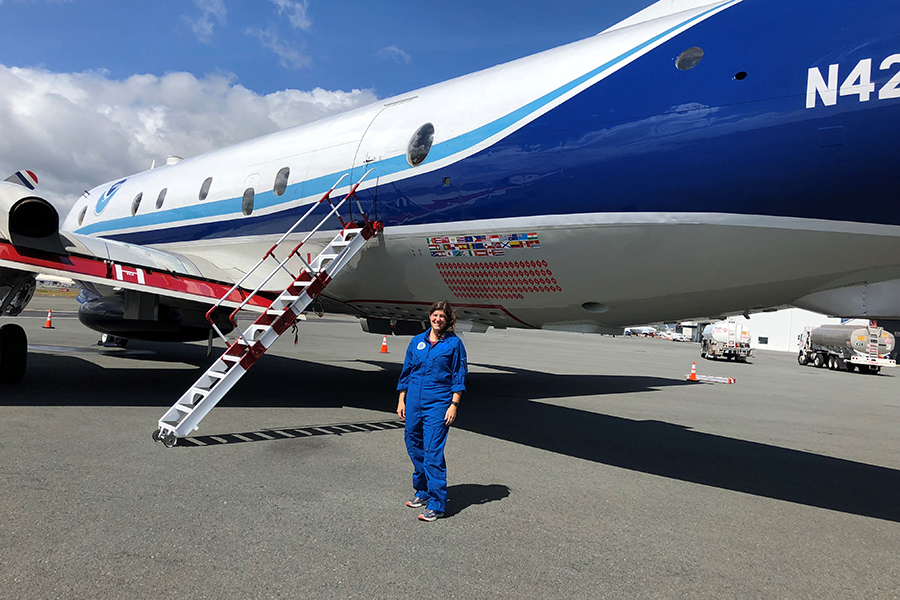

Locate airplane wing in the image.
[0,237,269,311]
[0,179,270,313]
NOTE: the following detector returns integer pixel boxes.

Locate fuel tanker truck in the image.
[700,320,752,361]
[797,325,896,373]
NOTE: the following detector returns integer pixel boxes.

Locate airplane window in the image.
[78,206,87,226]
[676,47,704,71]
[156,188,167,209]
[131,192,143,216]
[407,123,435,167]
[242,187,255,215]
[199,177,213,201]
[274,167,290,196]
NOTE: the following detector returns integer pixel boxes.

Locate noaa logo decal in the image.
[417,341,427,350]
[95,178,127,214]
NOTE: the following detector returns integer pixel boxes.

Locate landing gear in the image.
[99,333,129,348]
[0,323,27,384]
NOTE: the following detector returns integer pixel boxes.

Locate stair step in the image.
[159,188,377,440]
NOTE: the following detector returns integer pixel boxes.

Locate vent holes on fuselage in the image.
[274,167,290,196]
[675,47,704,71]
[199,177,213,201]
[734,71,748,80]
[407,123,435,167]
[242,188,255,215]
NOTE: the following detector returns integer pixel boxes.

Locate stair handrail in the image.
[224,168,378,338]
[204,172,347,343]
[205,169,376,344]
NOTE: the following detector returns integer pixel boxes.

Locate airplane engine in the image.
[0,181,66,254]
[77,291,236,342]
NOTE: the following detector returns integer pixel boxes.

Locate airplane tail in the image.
[4,170,38,190]
[602,0,740,34]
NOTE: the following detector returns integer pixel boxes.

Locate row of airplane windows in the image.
[78,166,292,226]
[75,122,438,227]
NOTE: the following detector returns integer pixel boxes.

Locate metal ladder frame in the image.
[153,170,381,447]
[867,327,881,361]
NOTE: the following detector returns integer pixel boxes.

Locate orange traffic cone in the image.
[687,361,697,381]
[42,309,54,329]
[379,335,389,353]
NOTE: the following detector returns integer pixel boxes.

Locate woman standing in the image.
[396,300,468,522]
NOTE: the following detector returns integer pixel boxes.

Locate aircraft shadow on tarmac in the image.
[7,348,900,523]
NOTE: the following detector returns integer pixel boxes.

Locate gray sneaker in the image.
[406,496,427,508]
[418,508,444,522]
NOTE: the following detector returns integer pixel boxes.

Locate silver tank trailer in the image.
[809,325,895,356]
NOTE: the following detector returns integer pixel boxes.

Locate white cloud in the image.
[245,26,312,70]
[377,45,412,65]
[182,0,228,43]
[271,0,311,30]
[0,65,378,213]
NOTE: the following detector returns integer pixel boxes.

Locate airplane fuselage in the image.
[61,0,900,332]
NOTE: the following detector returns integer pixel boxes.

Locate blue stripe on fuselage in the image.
[97,0,900,246]
[79,1,738,243]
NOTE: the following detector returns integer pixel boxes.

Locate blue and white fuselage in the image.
[60,0,900,332]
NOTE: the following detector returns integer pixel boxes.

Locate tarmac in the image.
[2,295,900,599]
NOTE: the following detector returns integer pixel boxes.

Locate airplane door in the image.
[350,97,459,222]
[348,98,418,221]
[351,97,415,175]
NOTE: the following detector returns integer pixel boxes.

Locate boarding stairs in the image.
[153,170,381,447]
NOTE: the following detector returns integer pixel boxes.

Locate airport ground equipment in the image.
[153,172,381,447]
[797,324,896,373]
[700,320,752,361]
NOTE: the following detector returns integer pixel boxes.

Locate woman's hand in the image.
[444,404,457,425]
[397,392,406,420]
[445,392,462,425]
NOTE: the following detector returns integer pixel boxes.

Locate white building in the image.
[719,309,868,353]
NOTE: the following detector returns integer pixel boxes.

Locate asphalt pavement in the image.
[2,296,900,599]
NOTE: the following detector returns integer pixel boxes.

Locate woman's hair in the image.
[429,300,456,336]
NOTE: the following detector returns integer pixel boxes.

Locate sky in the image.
[0,0,655,212]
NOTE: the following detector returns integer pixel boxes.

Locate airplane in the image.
[625,326,659,337]
[2,0,900,402]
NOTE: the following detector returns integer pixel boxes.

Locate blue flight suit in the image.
[397,329,467,513]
